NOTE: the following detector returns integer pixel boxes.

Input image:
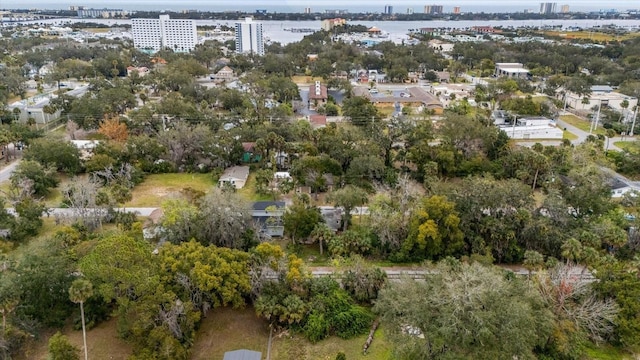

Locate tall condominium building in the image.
[235,17,265,56]
[453,6,461,14]
[77,8,127,18]
[132,15,197,53]
[384,5,394,14]
[561,4,570,13]
[304,7,311,14]
[539,2,557,14]
[424,5,444,15]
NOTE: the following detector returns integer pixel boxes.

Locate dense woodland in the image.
[1,23,640,360]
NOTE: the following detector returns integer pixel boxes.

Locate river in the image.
[5,18,640,44]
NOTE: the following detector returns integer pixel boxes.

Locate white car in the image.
[369,88,379,94]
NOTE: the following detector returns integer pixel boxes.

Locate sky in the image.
[0,0,637,12]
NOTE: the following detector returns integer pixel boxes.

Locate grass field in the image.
[613,141,638,152]
[127,173,216,207]
[564,130,579,140]
[559,114,605,135]
[292,76,325,84]
[543,31,640,42]
[18,316,132,360]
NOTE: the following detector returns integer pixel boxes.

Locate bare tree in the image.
[63,176,108,230]
[535,264,618,342]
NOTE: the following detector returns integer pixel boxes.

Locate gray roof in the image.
[253,201,285,211]
[223,349,262,360]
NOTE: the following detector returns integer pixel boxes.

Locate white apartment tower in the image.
[235,17,265,56]
[132,15,197,53]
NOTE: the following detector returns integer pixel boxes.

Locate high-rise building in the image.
[561,4,570,13]
[132,15,197,53]
[453,6,461,14]
[235,17,265,56]
[304,7,311,14]
[407,8,414,14]
[78,8,127,18]
[539,2,557,14]
[384,5,394,14]
[424,5,444,15]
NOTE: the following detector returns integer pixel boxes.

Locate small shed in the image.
[223,349,262,360]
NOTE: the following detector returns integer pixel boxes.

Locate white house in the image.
[218,166,250,189]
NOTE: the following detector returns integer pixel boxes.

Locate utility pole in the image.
[631,105,638,137]
[590,100,601,134]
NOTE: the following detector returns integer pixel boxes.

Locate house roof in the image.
[223,349,262,360]
[609,177,630,190]
[220,166,250,181]
[242,142,256,152]
[308,83,328,100]
[309,115,327,127]
[217,66,233,74]
[253,201,286,211]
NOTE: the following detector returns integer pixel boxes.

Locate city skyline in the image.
[1,0,638,12]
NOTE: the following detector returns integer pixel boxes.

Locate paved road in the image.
[306,265,593,280]
[556,115,632,151]
[7,207,159,217]
[0,160,20,183]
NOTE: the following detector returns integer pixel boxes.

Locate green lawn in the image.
[563,130,579,141]
[559,114,605,135]
[127,173,216,207]
[584,343,636,360]
[613,141,638,152]
[237,172,276,202]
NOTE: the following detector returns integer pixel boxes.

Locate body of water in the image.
[2,1,639,14]
[6,18,640,45]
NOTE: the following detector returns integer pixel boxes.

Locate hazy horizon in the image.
[1,0,639,12]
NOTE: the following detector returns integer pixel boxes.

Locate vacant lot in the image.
[127,173,215,207]
[192,307,393,360]
[18,317,132,360]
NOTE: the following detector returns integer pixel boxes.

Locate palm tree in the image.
[581,246,600,275]
[69,279,93,360]
[310,223,335,255]
[561,238,583,265]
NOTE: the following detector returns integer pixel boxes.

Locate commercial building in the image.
[500,117,564,140]
[384,5,394,14]
[561,4,570,13]
[304,7,311,14]
[494,63,530,79]
[453,6,461,14]
[132,15,197,53]
[540,2,557,14]
[321,18,346,32]
[424,5,444,15]
[563,86,638,113]
[235,17,264,56]
[77,8,127,18]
